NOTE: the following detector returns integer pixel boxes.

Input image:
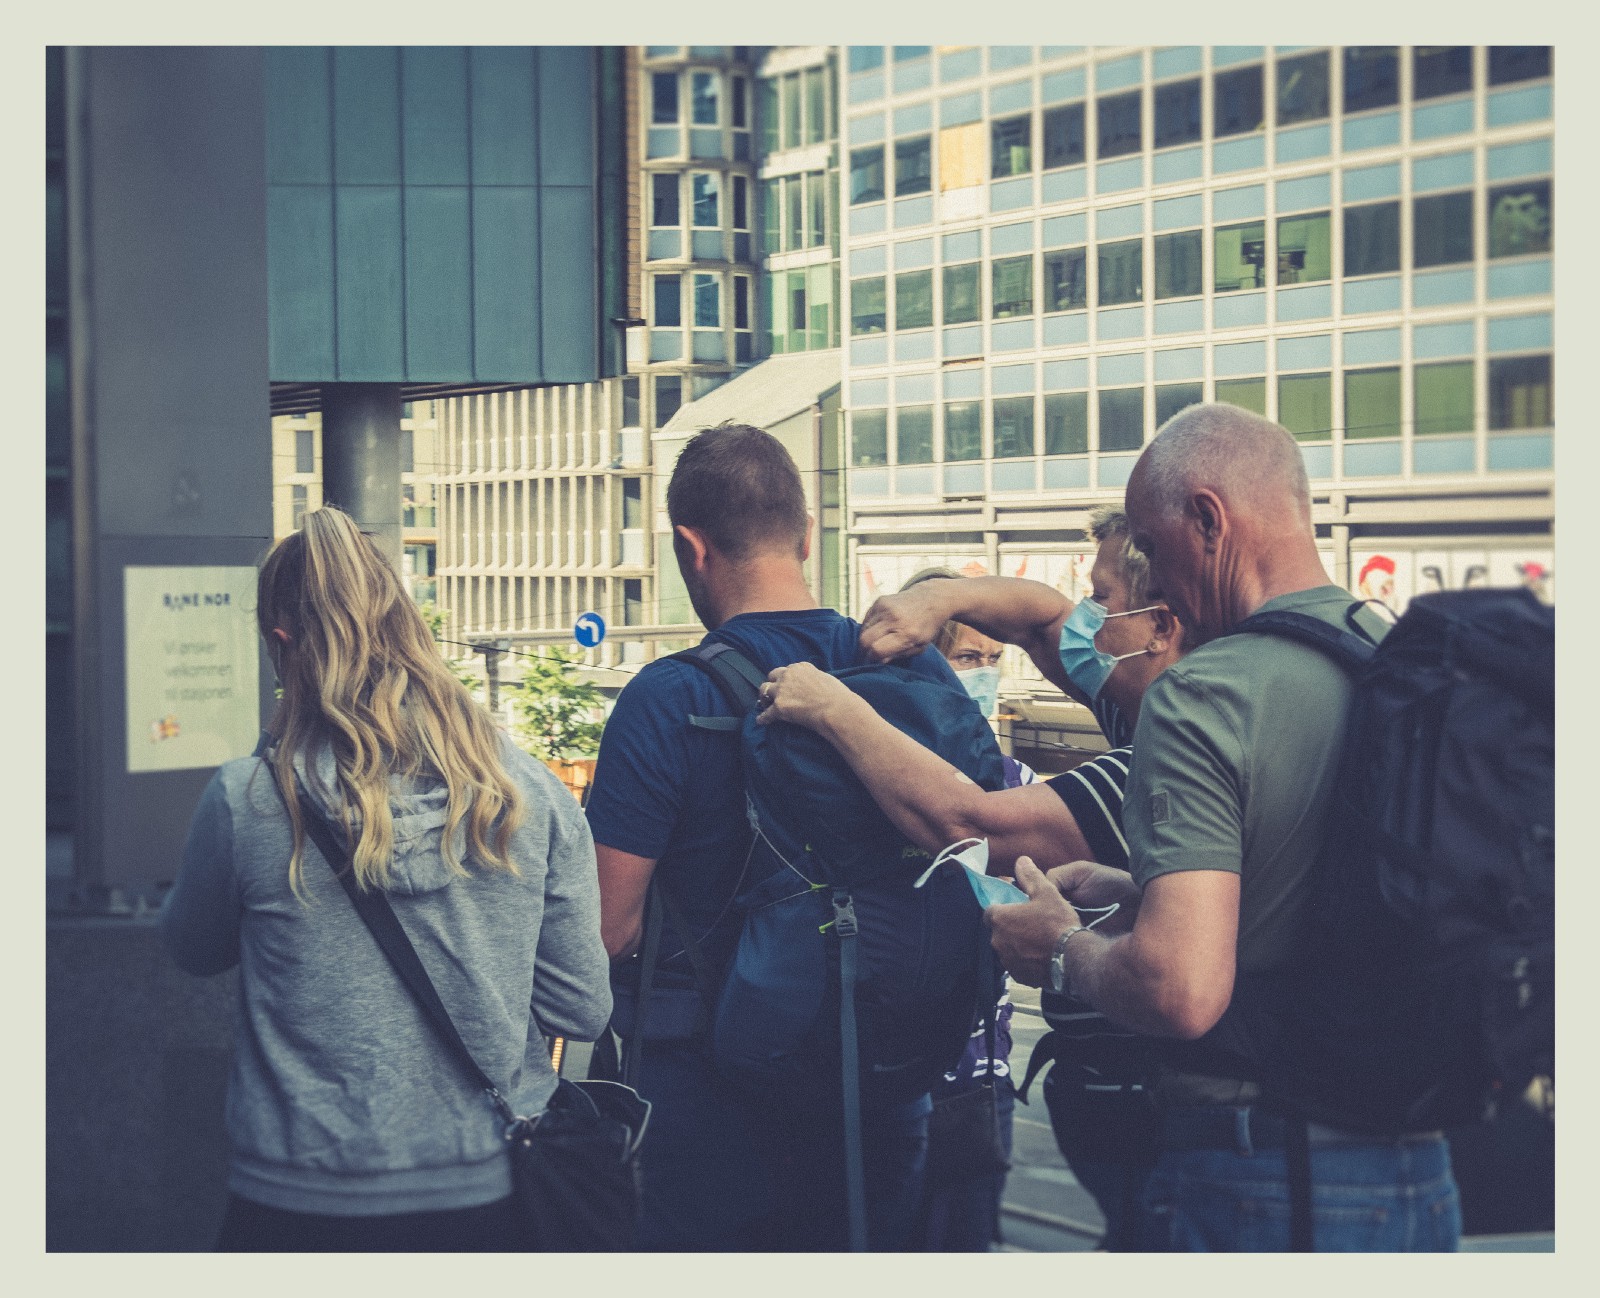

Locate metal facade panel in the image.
[334,185,405,378]
[404,186,474,378]
[470,46,538,185]
[538,47,594,187]
[333,46,401,184]
[402,47,470,185]
[266,185,336,378]
[473,186,541,378]
[540,185,598,380]
[265,46,331,184]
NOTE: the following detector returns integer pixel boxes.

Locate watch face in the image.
[1049,953,1066,995]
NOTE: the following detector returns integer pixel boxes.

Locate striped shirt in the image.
[1043,746,1133,871]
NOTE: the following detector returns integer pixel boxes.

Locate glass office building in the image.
[834,46,1554,615]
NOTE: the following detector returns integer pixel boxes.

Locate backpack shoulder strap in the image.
[1231,607,1377,676]
[669,643,768,728]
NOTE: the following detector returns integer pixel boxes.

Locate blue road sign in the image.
[574,612,607,647]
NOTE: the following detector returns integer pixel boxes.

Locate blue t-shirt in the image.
[586,608,958,988]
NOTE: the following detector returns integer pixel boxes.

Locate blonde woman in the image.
[160,507,611,1251]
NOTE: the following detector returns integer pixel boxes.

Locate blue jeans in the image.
[632,1037,930,1252]
[1139,1113,1462,1252]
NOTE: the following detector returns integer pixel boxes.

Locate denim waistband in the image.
[1161,1105,1443,1156]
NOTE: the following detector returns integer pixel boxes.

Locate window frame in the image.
[991,113,1033,179]
[1096,89,1142,161]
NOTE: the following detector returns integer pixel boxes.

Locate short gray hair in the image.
[1086,507,1153,609]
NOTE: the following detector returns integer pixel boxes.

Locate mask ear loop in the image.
[913,836,986,889]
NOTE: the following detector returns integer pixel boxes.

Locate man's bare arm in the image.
[595,844,657,960]
[988,858,1239,1039]
[760,663,1093,868]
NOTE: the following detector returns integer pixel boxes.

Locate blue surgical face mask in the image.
[1057,598,1162,703]
[957,664,1001,719]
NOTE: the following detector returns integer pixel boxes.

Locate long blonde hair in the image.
[258,507,523,894]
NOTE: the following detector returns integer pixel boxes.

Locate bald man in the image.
[988,404,1462,1252]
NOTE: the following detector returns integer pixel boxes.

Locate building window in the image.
[1155,381,1203,429]
[1214,377,1267,415]
[1413,46,1472,100]
[733,275,751,330]
[1489,355,1552,429]
[992,396,1035,458]
[622,376,640,427]
[1344,367,1401,440]
[944,401,983,460]
[850,145,886,204]
[1097,90,1141,160]
[1344,201,1400,277]
[730,74,749,129]
[1044,391,1088,454]
[1213,65,1263,138]
[691,71,719,125]
[622,477,644,530]
[1154,231,1202,299]
[656,374,682,425]
[781,73,802,150]
[895,135,932,196]
[991,115,1032,178]
[1413,191,1474,268]
[940,122,987,190]
[623,578,643,626]
[1278,373,1333,442]
[1042,102,1086,168]
[1276,51,1329,126]
[1098,388,1145,452]
[1043,247,1088,312]
[693,273,721,328]
[291,484,308,528]
[786,176,804,249]
[804,66,826,145]
[1153,78,1201,149]
[852,408,888,466]
[295,428,314,474]
[789,271,808,333]
[808,171,827,247]
[1098,239,1143,306]
[896,269,934,330]
[991,255,1034,318]
[848,46,885,74]
[760,178,781,253]
[1488,180,1552,259]
[758,78,779,155]
[943,262,981,324]
[1277,211,1331,284]
[652,173,680,226]
[1414,361,1474,436]
[851,275,887,334]
[399,427,415,474]
[652,72,679,125]
[731,175,748,231]
[691,172,720,227]
[1214,221,1266,292]
[1343,47,1399,113]
[653,274,682,327]
[898,405,934,463]
[1488,47,1551,86]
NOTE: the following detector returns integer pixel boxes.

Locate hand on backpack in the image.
[755,663,866,735]
[860,582,960,663]
[985,856,1083,987]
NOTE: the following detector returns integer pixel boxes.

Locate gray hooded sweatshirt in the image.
[159,738,612,1217]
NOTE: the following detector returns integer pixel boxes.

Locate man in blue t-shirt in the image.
[585,423,958,1251]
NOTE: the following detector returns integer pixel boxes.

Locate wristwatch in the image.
[1048,925,1088,995]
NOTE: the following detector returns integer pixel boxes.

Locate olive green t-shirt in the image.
[1125,585,1389,975]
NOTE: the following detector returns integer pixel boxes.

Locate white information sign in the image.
[124,565,262,774]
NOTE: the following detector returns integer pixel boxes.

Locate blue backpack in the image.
[634,642,1008,1249]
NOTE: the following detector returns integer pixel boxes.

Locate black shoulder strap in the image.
[1230,607,1377,676]
[280,772,515,1124]
[671,642,767,718]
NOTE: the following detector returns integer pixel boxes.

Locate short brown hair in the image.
[666,422,809,561]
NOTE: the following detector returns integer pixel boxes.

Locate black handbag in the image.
[924,1013,1010,1187]
[287,778,650,1251]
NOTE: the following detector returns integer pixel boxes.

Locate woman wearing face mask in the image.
[759,509,1184,1250]
[158,507,613,1251]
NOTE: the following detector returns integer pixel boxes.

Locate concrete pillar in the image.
[320,383,403,571]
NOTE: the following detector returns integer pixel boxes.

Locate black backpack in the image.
[636,643,1008,1250]
[1212,587,1554,1136]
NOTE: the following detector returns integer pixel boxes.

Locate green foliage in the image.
[503,650,607,762]
[415,600,448,642]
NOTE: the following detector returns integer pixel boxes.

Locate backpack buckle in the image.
[831,891,858,937]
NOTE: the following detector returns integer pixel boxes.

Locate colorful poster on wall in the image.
[857,551,987,606]
[1347,546,1554,618]
[124,565,263,774]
